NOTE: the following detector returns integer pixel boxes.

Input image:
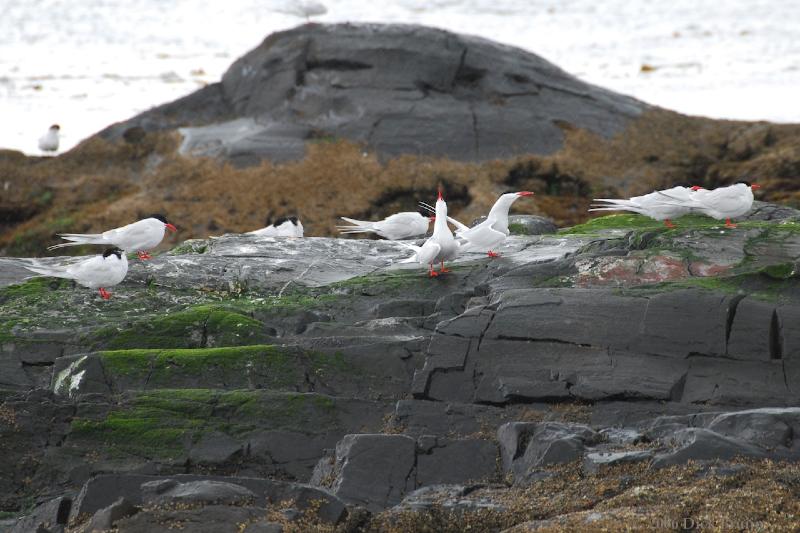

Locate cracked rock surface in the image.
[3,204,800,530]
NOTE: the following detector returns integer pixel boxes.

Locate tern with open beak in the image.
[421,191,534,257]
[400,189,459,276]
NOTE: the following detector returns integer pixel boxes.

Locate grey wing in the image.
[416,240,441,265]
[104,220,153,248]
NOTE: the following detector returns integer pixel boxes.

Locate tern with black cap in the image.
[25,247,128,300]
[47,214,177,260]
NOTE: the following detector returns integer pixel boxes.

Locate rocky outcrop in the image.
[3,204,800,529]
[4,25,800,257]
[99,24,645,165]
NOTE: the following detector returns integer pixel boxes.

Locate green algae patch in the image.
[0,278,66,300]
[68,389,342,459]
[248,292,341,315]
[560,213,800,236]
[761,262,796,280]
[330,269,446,294]
[89,304,271,350]
[99,345,304,390]
[97,345,356,392]
[168,238,209,255]
[507,223,528,235]
[69,389,213,459]
[622,269,800,302]
[560,213,665,234]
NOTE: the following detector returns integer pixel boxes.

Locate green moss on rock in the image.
[68,389,342,459]
[89,304,270,350]
[168,239,209,255]
[0,278,66,299]
[561,213,800,236]
[98,345,356,392]
[507,223,528,235]
[761,262,797,280]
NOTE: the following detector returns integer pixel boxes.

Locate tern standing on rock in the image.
[47,214,177,260]
[25,247,128,300]
[589,185,702,228]
[400,190,459,276]
[38,124,60,153]
[659,182,760,228]
[421,191,534,257]
[337,212,433,240]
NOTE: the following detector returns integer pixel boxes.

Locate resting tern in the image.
[420,191,535,257]
[275,0,327,21]
[25,247,128,300]
[400,190,459,276]
[248,216,304,238]
[337,212,433,240]
[588,185,704,228]
[38,124,60,153]
[47,214,177,260]
[658,182,760,228]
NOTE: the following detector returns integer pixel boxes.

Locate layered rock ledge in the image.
[2,205,800,531]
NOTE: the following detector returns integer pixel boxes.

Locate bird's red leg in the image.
[487,250,500,258]
[663,219,676,228]
[137,251,152,260]
[99,288,111,300]
[439,261,451,273]
[428,264,439,277]
[725,218,737,228]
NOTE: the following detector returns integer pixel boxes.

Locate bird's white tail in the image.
[47,233,109,251]
[336,217,376,234]
[25,264,69,279]
[588,200,645,214]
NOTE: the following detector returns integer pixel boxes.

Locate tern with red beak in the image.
[421,191,535,257]
[337,212,433,240]
[47,214,177,260]
[25,247,128,300]
[400,190,459,276]
[589,185,705,228]
[657,182,760,228]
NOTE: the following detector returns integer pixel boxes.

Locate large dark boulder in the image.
[98,23,646,165]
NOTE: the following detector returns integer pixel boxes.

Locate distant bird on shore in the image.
[274,0,327,21]
[657,182,760,228]
[421,191,534,257]
[47,215,177,260]
[248,216,304,238]
[337,212,433,240]
[38,124,60,153]
[589,185,701,228]
[400,189,460,277]
[25,247,128,300]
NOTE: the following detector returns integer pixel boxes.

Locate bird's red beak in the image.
[517,191,535,197]
[437,187,443,201]
[751,184,762,190]
[429,215,436,222]
[166,223,177,232]
[691,185,704,191]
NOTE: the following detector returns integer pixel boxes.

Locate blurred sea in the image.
[2,0,799,154]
